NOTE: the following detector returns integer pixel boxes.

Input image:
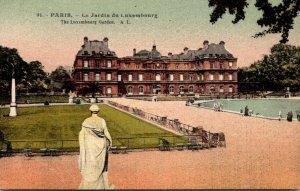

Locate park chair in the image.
[49,148,60,156]
[111,146,119,154]
[158,138,171,151]
[187,138,200,151]
[119,147,128,154]
[24,148,33,157]
[40,148,49,156]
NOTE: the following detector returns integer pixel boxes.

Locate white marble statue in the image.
[79,104,115,189]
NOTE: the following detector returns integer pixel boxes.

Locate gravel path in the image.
[0,98,299,189]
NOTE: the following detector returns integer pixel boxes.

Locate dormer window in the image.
[107,51,111,55]
[100,51,103,55]
[229,61,233,68]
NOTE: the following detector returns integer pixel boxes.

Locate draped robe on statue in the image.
[79,115,114,189]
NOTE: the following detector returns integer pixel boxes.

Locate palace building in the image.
[72,37,238,96]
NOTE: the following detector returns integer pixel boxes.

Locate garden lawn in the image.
[0,104,183,151]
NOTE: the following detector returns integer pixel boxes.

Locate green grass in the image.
[0,95,68,105]
[0,104,185,151]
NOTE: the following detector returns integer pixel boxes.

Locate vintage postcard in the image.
[0,0,299,189]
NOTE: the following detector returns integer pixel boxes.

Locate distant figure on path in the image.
[244,105,249,116]
[79,104,115,189]
[278,110,282,121]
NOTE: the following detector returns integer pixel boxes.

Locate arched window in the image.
[179,86,185,94]
[128,86,133,95]
[169,86,175,94]
[219,86,224,93]
[210,86,215,93]
[138,86,144,94]
[188,86,194,93]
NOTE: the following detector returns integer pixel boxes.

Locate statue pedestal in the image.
[9,102,17,117]
[69,97,73,104]
[90,98,96,103]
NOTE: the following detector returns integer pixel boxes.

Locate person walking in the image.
[79,104,115,189]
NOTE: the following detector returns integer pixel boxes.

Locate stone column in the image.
[9,78,17,117]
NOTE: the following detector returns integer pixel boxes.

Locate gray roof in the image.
[124,45,162,59]
[76,40,117,57]
[170,43,234,60]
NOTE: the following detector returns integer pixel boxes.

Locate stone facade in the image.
[72,37,238,96]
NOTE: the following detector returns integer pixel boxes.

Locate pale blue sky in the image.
[0,0,299,71]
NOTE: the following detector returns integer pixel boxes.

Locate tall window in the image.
[84,73,88,81]
[128,74,132,81]
[118,74,122,81]
[210,86,215,93]
[219,86,224,93]
[128,86,133,95]
[184,63,187,69]
[107,87,112,94]
[229,85,233,93]
[219,73,224,81]
[125,63,129,69]
[138,86,144,94]
[188,86,194,93]
[95,60,100,68]
[136,63,140,69]
[210,62,214,69]
[220,63,223,69]
[139,74,143,81]
[229,73,233,80]
[170,74,174,81]
[155,74,161,81]
[209,73,214,81]
[189,75,193,81]
[175,64,179,70]
[107,60,111,68]
[179,86,185,94]
[228,62,233,68]
[169,86,174,94]
[180,74,184,81]
[84,60,88,68]
[95,73,100,81]
[200,74,204,80]
[106,73,111,81]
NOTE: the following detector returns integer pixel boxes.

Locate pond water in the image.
[201,99,300,119]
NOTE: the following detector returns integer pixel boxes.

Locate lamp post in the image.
[9,62,17,117]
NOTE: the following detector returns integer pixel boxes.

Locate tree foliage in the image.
[0,46,28,91]
[50,66,74,93]
[238,44,300,92]
[208,0,300,43]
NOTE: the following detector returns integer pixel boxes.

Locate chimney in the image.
[152,44,156,50]
[133,48,136,56]
[84,36,88,45]
[103,37,109,47]
[203,40,209,49]
[183,47,189,55]
[219,41,225,46]
[168,52,172,57]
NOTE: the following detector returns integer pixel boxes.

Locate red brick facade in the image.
[72,37,238,96]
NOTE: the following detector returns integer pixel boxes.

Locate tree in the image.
[238,44,300,92]
[0,46,28,93]
[50,66,74,93]
[26,61,50,92]
[208,0,300,43]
